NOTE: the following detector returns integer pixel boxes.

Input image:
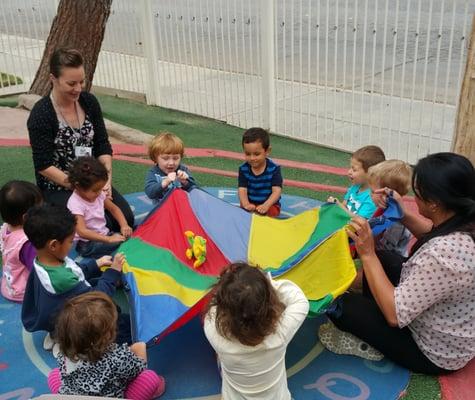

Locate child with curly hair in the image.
[204,262,309,399]
[67,156,133,258]
[48,291,165,398]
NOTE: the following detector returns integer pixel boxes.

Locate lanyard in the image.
[50,93,82,133]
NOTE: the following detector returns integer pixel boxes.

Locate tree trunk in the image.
[452,15,475,165]
[29,0,113,96]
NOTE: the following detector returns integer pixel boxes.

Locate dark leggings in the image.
[327,250,450,375]
[42,186,135,231]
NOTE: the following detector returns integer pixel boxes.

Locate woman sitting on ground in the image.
[319,152,475,374]
[27,47,134,231]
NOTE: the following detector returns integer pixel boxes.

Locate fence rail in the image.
[0,0,473,163]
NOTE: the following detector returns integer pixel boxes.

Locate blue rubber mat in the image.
[0,189,410,399]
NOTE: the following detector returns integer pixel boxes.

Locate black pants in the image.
[327,250,450,375]
[42,186,135,231]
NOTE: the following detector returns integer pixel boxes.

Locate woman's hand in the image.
[373,187,404,213]
[346,216,376,259]
[103,181,112,199]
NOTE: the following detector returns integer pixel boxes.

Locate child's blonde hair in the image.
[352,145,386,171]
[368,160,412,196]
[148,132,185,161]
[54,291,118,363]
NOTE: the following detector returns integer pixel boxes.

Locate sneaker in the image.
[318,321,384,361]
[52,343,61,359]
[43,333,54,351]
[152,375,166,398]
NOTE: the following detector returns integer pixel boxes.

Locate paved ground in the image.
[0,106,127,144]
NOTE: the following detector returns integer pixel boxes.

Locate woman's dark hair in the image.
[205,262,285,346]
[0,181,42,226]
[68,156,108,190]
[410,152,475,256]
[54,291,117,363]
[24,205,76,249]
[49,48,84,78]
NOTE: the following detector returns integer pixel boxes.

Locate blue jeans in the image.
[76,239,121,258]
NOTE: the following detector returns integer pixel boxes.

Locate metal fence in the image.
[0,0,473,163]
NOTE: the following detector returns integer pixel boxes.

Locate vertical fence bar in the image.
[359,0,369,146]
[342,0,349,144]
[193,3,206,116]
[350,0,359,149]
[407,0,423,161]
[7,1,28,88]
[177,0,194,112]
[218,1,228,120]
[232,0,243,126]
[187,0,199,115]
[213,0,225,120]
[290,0,295,135]
[369,0,379,144]
[396,0,411,158]
[240,0,248,126]
[261,0,276,131]
[428,0,445,153]
[332,0,339,145]
[248,0,255,125]
[440,1,457,153]
[306,0,312,140]
[282,0,287,135]
[416,0,434,160]
[377,0,389,146]
[388,0,400,156]
[226,0,236,125]
[140,0,161,105]
[315,0,321,143]
[323,0,329,144]
[299,0,303,138]
[205,0,218,119]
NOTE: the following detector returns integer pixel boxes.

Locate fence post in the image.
[260,0,276,132]
[452,15,475,165]
[140,0,161,105]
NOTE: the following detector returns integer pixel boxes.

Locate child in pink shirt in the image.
[0,181,43,302]
[67,157,133,258]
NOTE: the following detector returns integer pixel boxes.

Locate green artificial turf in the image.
[0,94,441,399]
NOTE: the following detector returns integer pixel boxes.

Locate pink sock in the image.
[125,369,165,400]
[47,368,61,393]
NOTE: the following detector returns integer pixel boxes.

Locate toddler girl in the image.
[48,291,165,398]
[0,180,42,302]
[204,262,309,400]
[144,132,196,203]
[67,156,133,258]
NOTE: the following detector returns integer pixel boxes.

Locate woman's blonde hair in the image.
[148,132,185,161]
[368,159,412,196]
[54,291,118,363]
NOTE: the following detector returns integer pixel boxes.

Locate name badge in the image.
[75,146,92,157]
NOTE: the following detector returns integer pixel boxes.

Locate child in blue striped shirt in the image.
[238,128,283,217]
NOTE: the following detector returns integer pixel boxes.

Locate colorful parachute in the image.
[120,188,362,344]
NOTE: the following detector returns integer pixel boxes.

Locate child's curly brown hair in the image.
[54,291,118,362]
[205,262,285,346]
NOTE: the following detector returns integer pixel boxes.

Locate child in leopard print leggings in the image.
[47,291,165,399]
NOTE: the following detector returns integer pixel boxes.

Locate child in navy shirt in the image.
[238,128,283,217]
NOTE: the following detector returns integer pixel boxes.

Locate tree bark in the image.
[452,15,475,165]
[29,0,113,96]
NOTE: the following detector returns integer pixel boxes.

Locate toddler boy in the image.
[238,128,283,217]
